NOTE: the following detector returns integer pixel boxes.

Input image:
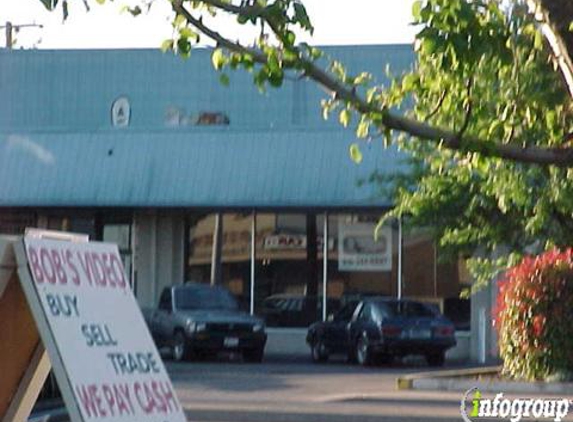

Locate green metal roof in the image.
[0,129,408,208]
[0,45,414,132]
[0,45,414,209]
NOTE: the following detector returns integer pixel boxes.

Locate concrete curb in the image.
[396,366,501,390]
[397,366,573,394]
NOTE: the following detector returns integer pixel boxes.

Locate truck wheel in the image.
[172,330,189,362]
[243,347,264,363]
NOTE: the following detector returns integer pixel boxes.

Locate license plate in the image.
[408,328,431,339]
[224,337,239,347]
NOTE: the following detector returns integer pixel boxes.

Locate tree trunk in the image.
[533,0,573,96]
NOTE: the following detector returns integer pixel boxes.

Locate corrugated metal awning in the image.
[0,129,409,209]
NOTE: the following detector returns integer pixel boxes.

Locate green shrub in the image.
[495,249,573,381]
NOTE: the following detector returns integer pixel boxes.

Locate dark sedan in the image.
[306,298,456,366]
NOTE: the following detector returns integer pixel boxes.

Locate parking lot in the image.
[168,353,473,422]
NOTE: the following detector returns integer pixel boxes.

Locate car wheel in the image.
[172,330,189,362]
[355,334,373,366]
[426,352,445,367]
[311,339,329,363]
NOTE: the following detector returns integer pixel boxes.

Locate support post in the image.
[210,213,223,286]
[1,22,43,49]
[0,237,50,422]
[5,22,12,49]
[250,212,256,316]
[322,213,328,321]
[2,343,50,422]
[397,217,403,300]
[433,240,438,297]
[306,214,318,324]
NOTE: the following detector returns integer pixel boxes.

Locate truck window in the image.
[159,289,172,311]
[174,286,238,311]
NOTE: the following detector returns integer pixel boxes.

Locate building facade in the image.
[0,45,470,329]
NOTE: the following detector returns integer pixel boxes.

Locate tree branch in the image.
[172,0,267,62]
[176,0,573,168]
[424,89,448,122]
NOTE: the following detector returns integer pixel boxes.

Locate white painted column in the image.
[250,212,256,316]
[322,213,328,321]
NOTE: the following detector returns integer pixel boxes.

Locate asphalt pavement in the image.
[167,353,482,422]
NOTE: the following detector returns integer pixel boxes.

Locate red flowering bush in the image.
[495,249,573,381]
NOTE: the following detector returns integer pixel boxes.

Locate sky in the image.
[0,0,417,49]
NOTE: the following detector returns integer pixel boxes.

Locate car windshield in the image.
[175,287,238,311]
[375,301,437,318]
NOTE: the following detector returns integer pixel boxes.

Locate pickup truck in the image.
[144,283,267,362]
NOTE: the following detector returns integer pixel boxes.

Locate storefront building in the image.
[0,45,469,328]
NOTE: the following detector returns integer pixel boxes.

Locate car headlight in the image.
[196,322,207,332]
[253,322,264,333]
[186,320,197,334]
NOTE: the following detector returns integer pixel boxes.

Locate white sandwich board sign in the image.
[10,232,187,422]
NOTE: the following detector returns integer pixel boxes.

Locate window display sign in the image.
[338,222,392,272]
[15,235,187,422]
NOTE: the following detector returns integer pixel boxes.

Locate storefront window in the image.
[186,213,252,309]
[102,223,134,289]
[185,211,465,328]
[0,212,36,235]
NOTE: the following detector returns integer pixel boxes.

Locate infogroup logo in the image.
[460,388,572,422]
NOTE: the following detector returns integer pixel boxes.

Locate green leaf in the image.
[268,69,284,87]
[211,48,226,70]
[174,14,186,28]
[95,0,105,4]
[219,73,230,86]
[128,6,142,17]
[402,73,417,91]
[160,39,174,53]
[374,218,386,241]
[177,38,192,58]
[349,143,363,164]
[285,31,296,47]
[39,0,58,10]
[353,72,371,86]
[293,2,313,33]
[283,49,298,63]
[339,109,351,128]
[412,0,423,20]
[356,118,369,138]
[383,128,392,148]
[421,37,438,55]
[533,30,543,50]
[180,27,199,42]
[267,50,281,73]
[242,54,255,71]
